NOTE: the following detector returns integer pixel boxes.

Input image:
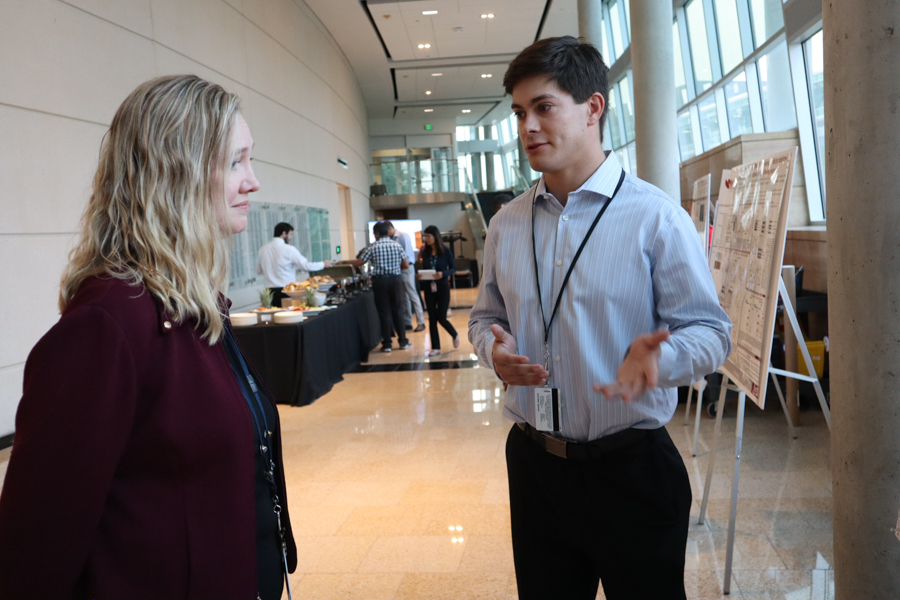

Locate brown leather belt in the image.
[516,422,653,460]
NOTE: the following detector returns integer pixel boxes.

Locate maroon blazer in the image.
[0,276,296,599]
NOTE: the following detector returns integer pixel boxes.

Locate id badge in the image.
[430,282,437,293]
[534,387,561,432]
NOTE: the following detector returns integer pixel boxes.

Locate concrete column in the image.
[470,153,483,193]
[483,125,496,192]
[826,3,900,597]
[629,0,680,203]
[577,0,604,49]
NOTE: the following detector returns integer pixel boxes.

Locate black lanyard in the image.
[531,170,626,371]
[224,328,293,600]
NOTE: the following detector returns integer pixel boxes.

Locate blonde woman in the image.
[0,76,296,600]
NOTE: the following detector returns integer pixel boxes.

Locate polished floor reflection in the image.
[0,293,835,599]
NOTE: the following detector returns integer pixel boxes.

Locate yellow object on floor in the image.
[798,340,826,378]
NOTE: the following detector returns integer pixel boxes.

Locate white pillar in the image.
[577,0,604,49]
[825,2,900,597]
[629,0,680,203]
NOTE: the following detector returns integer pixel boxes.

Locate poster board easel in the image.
[694,149,832,594]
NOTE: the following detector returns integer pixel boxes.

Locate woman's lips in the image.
[232,201,250,210]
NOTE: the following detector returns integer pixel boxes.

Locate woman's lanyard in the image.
[224,328,293,600]
[531,170,626,380]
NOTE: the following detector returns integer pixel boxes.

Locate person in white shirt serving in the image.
[256,222,333,307]
[468,36,732,600]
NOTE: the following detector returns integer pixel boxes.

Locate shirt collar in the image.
[534,151,624,203]
[273,237,286,244]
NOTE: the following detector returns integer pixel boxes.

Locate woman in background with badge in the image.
[417,225,459,357]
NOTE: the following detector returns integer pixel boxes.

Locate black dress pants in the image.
[372,275,408,348]
[505,424,691,600]
[267,287,288,308]
[423,283,457,351]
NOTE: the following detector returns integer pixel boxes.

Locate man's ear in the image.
[587,92,606,127]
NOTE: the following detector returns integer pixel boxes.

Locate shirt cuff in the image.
[657,340,676,383]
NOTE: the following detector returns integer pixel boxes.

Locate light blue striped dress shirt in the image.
[468,152,732,442]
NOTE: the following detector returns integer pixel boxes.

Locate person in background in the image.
[492,192,515,217]
[417,225,460,357]
[257,222,333,307]
[0,75,296,600]
[386,221,426,332]
[468,36,731,600]
[340,221,411,353]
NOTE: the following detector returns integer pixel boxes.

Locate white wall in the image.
[0,0,373,437]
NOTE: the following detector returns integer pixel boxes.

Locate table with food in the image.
[229,274,381,406]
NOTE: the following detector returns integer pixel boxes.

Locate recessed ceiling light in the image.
[481,74,492,78]
[424,109,434,112]
[422,10,438,15]
[432,73,443,77]
[481,13,494,19]
[417,43,432,49]
[462,109,472,113]
[425,90,432,95]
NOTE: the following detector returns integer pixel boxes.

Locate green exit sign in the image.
[424,124,432,131]
[335,245,341,255]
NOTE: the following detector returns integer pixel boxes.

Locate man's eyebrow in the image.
[510,93,558,110]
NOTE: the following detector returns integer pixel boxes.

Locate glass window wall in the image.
[609,1,625,59]
[673,21,689,109]
[714,0,744,75]
[805,30,825,192]
[685,0,714,93]
[698,95,722,150]
[618,76,635,143]
[758,39,796,131]
[607,87,623,149]
[749,0,784,48]
[677,111,696,160]
[724,71,753,137]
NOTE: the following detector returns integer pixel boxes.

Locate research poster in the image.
[708,148,798,408]
[690,174,711,255]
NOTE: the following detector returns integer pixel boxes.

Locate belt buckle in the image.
[544,435,567,459]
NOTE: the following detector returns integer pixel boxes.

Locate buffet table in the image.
[232,291,381,406]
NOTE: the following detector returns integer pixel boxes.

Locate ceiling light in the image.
[424,109,434,112]
[432,73,443,76]
[422,10,438,15]
[425,90,432,95]
[481,13,494,19]
[417,43,431,49]
[462,109,471,113]
[481,74,492,78]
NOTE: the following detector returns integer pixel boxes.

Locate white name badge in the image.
[534,387,561,432]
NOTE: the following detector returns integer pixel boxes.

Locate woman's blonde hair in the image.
[60,75,241,343]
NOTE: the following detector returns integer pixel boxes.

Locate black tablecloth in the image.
[233,291,381,406]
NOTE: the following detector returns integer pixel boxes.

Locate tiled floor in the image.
[0,292,836,599]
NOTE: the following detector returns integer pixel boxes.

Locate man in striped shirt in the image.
[342,221,411,352]
[468,36,731,600]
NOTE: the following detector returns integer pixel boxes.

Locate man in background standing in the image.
[341,221,412,353]
[257,222,332,307]
[387,221,425,332]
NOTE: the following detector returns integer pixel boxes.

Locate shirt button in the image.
[163,321,172,330]
[554,355,561,362]
[562,216,569,221]
[556,260,562,266]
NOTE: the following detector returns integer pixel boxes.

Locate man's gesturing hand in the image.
[491,325,549,386]
[594,330,670,403]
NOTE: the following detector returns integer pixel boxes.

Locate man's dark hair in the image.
[274,222,294,238]
[384,221,394,230]
[492,192,515,214]
[373,221,390,238]
[503,36,609,142]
